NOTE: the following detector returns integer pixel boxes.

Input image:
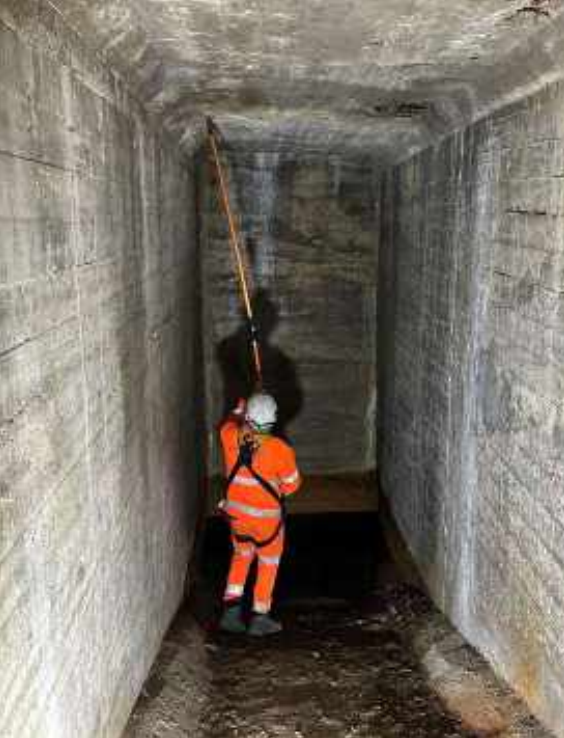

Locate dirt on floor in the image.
[124,584,552,738]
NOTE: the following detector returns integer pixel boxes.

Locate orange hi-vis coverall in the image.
[220,417,301,615]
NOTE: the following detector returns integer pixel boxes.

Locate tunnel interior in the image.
[3,1,564,737]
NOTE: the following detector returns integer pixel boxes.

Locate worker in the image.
[218,392,301,636]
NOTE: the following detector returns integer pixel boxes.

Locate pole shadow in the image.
[215,288,303,440]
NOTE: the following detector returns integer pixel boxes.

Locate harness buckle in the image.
[239,438,255,467]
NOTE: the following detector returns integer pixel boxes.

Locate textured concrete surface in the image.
[19,0,564,159]
[123,611,210,738]
[6,1,564,737]
[199,150,377,483]
[125,588,550,738]
[379,77,564,737]
[0,4,202,738]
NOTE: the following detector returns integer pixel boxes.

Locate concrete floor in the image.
[124,516,552,738]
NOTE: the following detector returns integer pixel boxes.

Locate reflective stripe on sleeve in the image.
[225,584,244,597]
[281,470,299,485]
[225,500,281,519]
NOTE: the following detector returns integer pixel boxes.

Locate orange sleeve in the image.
[275,441,301,496]
[220,420,240,475]
[220,419,237,443]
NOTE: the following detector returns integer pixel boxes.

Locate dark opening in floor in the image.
[196,512,391,615]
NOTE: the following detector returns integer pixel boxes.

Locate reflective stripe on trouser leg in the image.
[224,538,255,602]
[253,526,285,614]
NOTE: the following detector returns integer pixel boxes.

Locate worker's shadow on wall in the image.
[216,289,304,440]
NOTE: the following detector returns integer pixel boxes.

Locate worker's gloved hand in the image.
[231,398,247,422]
[248,321,259,342]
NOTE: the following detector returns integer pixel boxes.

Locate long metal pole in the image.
[206,118,263,387]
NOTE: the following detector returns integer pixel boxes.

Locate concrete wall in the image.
[380,80,564,736]
[0,5,202,738]
[200,150,378,480]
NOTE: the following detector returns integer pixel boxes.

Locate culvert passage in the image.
[124,511,550,738]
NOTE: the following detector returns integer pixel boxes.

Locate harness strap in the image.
[222,441,286,549]
[225,455,244,491]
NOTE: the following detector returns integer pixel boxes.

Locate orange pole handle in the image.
[206,121,263,386]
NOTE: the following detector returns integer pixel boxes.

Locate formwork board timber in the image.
[207,474,378,516]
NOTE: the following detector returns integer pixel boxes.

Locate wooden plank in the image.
[287,474,378,515]
[207,473,378,516]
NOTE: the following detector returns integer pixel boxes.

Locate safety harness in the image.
[223,436,286,549]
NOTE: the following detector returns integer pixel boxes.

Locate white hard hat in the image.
[246,393,277,431]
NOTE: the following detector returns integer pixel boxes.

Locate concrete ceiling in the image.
[38,0,564,160]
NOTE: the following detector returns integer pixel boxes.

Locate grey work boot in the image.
[219,602,246,634]
[248,613,283,637]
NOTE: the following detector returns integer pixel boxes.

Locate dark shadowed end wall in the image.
[0,4,202,737]
[379,79,564,737]
[200,150,378,486]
